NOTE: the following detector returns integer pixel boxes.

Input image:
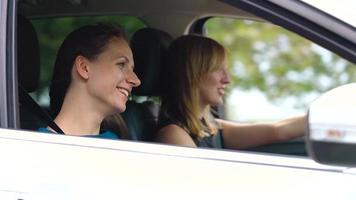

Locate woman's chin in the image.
[113,103,126,114]
[211,100,224,107]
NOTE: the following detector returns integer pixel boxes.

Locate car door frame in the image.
[0,0,18,129]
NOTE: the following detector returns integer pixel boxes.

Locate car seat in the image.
[17,15,45,130]
[121,28,173,141]
[17,15,63,133]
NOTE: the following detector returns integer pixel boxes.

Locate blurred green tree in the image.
[31,16,356,109]
[205,18,356,108]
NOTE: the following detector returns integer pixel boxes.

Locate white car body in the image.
[0,128,356,199]
[1,0,356,199]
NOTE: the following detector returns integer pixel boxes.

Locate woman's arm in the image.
[155,124,197,147]
[218,115,306,150]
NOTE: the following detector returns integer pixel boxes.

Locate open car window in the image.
[204,17,356,122]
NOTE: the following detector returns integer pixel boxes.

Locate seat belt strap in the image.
[18,86,65,134]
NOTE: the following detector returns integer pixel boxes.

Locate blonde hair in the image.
[161,35,227,139]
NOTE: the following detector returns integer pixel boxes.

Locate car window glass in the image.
[31,16,146,106]
[204,17,356,122]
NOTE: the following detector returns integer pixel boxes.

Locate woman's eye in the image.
[116,62,126,69]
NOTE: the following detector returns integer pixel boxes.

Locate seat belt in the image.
[18,86,65,134]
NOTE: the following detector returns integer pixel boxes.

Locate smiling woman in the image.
[38,24,141,137]
[156,35,305,149]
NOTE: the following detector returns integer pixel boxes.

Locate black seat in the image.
[17,15,45,130]
[121,28,173,141]
[17,15,63,133]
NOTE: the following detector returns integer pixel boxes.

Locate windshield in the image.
[301,0,356,28]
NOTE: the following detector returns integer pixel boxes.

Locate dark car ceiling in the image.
[19,0,254,18]
[18,0,259,36]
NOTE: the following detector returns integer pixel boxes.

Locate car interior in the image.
[15,0,354,157]
[15,0,301,156]
[121,27,173,141]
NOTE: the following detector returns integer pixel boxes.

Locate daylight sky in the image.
[301,0,356,27]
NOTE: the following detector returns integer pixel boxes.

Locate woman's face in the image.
[86,37,140,114]
[198,65,230,107]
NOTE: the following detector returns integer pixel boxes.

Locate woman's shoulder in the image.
[156,124,196,147]
[157,115,189,138]
[158,123,185,133]
[158,115,179,128]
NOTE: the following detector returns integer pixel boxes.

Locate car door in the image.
[1,1,356,199]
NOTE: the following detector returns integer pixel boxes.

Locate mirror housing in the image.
[307,83,356,167]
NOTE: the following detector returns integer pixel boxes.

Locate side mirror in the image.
[307,83,356,167]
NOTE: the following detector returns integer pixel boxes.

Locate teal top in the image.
[37,127,119,140]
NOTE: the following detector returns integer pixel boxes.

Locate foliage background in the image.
[205,18,356,106]
[31,16,356,120]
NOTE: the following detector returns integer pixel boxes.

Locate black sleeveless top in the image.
[158,117,224,149]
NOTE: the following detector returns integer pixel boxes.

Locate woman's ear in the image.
[74,55,90,80]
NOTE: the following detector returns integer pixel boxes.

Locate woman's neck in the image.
[198,100,210,119]
[54,110,102,136]
[53,88,108,136]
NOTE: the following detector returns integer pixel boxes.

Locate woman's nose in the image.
[128,70,141,87]
[223,69,231,84]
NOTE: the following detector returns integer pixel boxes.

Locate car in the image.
[1,0,356,199]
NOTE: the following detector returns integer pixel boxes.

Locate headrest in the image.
[17,15,40,92]
[130,28,173,96]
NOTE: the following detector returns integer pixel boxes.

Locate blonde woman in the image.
[156,35,305,149]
